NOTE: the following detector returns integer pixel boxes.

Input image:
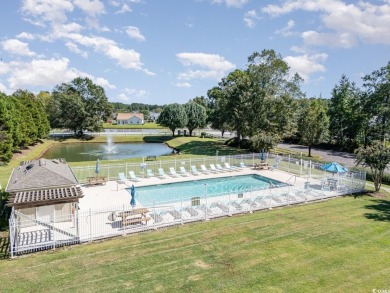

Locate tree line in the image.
[0,77,112,164]
[157,49,390,191]
[0,90,50,163]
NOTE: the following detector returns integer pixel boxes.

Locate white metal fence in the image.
[9,153,366,256]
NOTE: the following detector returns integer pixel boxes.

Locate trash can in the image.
[178,130,181,136]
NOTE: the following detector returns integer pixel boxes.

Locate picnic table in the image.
[254,162,270,170]
[118,208,151,226]
[87,176,107,186]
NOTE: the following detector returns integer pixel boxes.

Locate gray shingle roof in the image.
[6,158,79,193]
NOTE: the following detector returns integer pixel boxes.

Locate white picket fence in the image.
[9,153,366,256]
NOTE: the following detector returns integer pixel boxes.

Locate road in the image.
[277,143,356,168]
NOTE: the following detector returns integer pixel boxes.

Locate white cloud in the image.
[0,62,9,75]
[176,52,236,81]
[275,20,295,36]
[284,53,328,81]
[94,77,116,89]
[118,87,147,100]
[118,93,129,101]
[16,32,35,40]
[21,0,74,24]
[124,87,147,97]
[263,0,390,47]
[2,39,36,57]
[115,4,132,14]
[211,0,249,8]
[244,10,260,28]
[301,30,356,48]
[0,82,9,94]
[0,57,115,91]
[176,82,192,88]
[125,26,146,42]
[57,33,154,74]
[5,58,79,88]
[65,42,88,58]
[73,0,105,16]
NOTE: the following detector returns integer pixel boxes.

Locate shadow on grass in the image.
[174,141,249,156]
[364,198,390,222]
[0,233,10,259]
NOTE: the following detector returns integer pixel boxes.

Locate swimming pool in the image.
[131,174,286,206]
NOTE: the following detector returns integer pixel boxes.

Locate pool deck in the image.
[79,167,314,212]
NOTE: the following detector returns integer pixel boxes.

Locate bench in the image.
[87,176,107,185]
[122,216,151,226]
[146,155,157,161]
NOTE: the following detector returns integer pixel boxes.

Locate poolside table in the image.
[118,208,151,226]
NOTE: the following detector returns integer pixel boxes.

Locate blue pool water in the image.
[130,174,286,205]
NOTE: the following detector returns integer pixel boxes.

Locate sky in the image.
[0,0,390,105]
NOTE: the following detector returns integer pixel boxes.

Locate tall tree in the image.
[246,49,303,139]
[157,103,188,136]
[184,102,207,136]
[207,87,231,137]
[362,61,390,143]
[217,69,254,140]
[50,77,112,135]
[0,94,14,162]
[356,140,390,192]
[329,75,361,150]
[140,109,150,121]
[298,98,329,157]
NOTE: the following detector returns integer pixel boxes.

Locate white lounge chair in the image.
[118,172,128,183]
[239,162,247,168]
[200,165,211,174]
[169,167,180,177]
[191,165,200,175]
[179,166,189,176]
[209,164,221,173]
[224,162,240,171]
[128,171,140,182]
[158,168,169,179]
[146,169,154,178]
[216,163,228,172]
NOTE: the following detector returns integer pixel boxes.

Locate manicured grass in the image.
[0,195,389,291]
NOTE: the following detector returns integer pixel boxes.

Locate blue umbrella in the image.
[95,159,100,177]
[321,162,348,173]
[261,148,265,161]
[130,185,136,207]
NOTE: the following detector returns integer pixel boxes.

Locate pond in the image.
[42,142,173,162]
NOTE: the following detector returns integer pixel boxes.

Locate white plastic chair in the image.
[169,167,180,177]
[128,171,140,182]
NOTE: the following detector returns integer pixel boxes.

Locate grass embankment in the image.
[0,195,389,291]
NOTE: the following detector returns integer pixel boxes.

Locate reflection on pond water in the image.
[42,142,172,162]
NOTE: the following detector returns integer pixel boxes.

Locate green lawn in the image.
[0,195,389,292]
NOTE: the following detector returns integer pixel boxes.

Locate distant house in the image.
[149,112,161,122]
[116,113,144,125]
[6,158,84,255]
